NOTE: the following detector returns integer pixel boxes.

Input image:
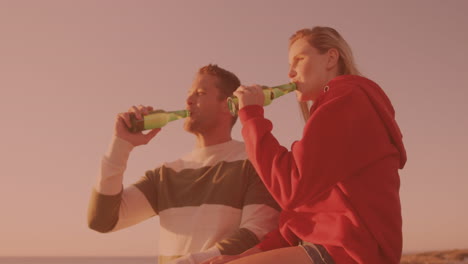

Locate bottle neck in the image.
[270,83,297,99]
[166,110,190,121]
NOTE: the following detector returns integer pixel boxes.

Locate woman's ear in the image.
[327,48,340,70]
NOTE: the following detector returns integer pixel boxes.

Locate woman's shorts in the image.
[299,241,335,264]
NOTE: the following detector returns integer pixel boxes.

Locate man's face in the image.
[184,73,226,134]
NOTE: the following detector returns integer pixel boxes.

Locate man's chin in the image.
[183,121,198,134]
[183,123,192,133]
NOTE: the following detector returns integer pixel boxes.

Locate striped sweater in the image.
[88,137,279,264]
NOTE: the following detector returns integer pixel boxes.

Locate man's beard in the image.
[184,117,204,134]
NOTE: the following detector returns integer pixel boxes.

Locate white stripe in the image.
[163,140,248,172]
[158,205,242,256]
[240,204,280,240]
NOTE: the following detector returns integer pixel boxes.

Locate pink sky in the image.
[0,0,467,257]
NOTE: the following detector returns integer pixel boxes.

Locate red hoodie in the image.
[238,75,407,264]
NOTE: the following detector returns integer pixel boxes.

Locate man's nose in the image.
[186,94,194,106]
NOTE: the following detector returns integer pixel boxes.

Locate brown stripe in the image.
[243,163,281,211]
[134,159,279,213]
[87,188,121,233]
[216,227,260,255]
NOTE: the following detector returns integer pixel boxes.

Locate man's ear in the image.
[220,98,231,114]
[327,48,340,70]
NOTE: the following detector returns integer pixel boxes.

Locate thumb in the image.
[146,128,161,138]
[143,128,161,142]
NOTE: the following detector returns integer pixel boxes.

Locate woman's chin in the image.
[296,92,310,102]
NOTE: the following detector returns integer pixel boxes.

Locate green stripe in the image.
[87,189,121,233]
[134,159,279,213]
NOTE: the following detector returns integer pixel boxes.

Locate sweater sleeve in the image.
[215,161,280,255]
[238,87,382,210]
[87,136,156,233]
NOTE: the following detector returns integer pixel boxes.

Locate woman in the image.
[203,26,407,264]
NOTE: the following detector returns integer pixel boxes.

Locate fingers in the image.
[234,85,262,95]
[233,90,242,98]
[117,112,132,128]
[128,104,153,120]
[123,105,154,124]
[113,105,160,147]
[140,105,153,116]
[115,105,155,131]
[143,128,161,142]
[234,84,264,109]
[250,84,263,93]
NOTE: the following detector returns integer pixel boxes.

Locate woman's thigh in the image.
[227,246,314,264]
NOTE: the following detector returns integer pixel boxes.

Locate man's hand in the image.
[114,105,161,146]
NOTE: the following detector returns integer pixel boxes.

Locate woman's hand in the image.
[233,84,264,110]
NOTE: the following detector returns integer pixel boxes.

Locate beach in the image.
[401,249,468,264]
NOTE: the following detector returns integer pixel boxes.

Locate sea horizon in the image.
[0,256,158,264]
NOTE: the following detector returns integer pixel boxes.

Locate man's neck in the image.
[194,131,232,148]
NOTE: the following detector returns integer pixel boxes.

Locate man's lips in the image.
[187,109,196,117]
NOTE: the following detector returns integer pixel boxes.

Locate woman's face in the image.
[288,38,333,101]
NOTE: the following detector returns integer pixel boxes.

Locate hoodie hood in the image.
[327,75,407,169]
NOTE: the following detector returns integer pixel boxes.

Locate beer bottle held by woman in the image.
[227,83,296,116]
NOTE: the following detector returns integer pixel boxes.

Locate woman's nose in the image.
[288,67,297,79]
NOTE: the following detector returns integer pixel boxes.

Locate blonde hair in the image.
[289,27,361,122]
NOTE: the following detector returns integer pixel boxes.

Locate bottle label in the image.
[143,112,169,130]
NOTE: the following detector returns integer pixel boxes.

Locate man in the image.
[88,64,280,264]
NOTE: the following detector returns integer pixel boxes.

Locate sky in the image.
[0,0,467,257]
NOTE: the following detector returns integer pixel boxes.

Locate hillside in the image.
[401,249,468,264]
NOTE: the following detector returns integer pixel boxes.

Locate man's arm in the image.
[215,161,280,254]
[88,105,162,232]
[87,136,156,232]
[215,203,279,254]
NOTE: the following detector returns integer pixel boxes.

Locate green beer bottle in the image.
[128,109,190,133]
[227,83,296,116]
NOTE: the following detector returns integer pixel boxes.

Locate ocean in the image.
[0,257,157,264]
